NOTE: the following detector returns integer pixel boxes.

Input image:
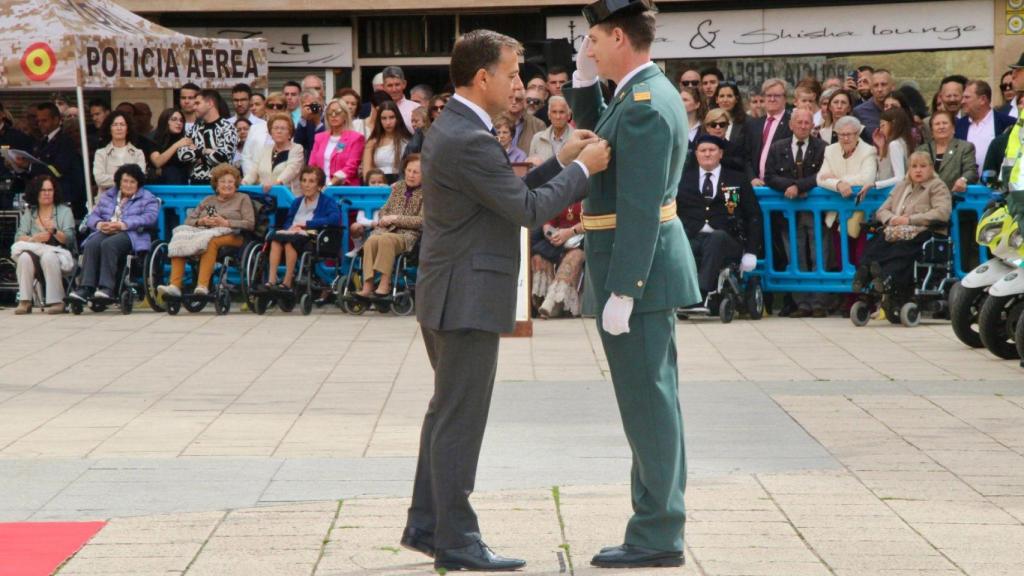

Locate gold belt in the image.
[581,201,677,231]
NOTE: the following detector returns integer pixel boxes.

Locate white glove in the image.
[740,253,757,272]
[574,37,598,84]
[602,293,633,336]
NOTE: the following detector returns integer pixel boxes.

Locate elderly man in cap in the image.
[563,0,700,568]
[677,133,762,308]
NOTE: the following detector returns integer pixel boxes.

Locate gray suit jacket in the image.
[916,138,979,191]
[417,97,588,333]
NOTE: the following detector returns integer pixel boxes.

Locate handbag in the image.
[883,224,926,242]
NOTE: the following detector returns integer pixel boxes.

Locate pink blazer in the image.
[310,130,366,186]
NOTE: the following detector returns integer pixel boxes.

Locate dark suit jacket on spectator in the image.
[764,136,827,195]
[32,129,85,217]
[677,166,762,254]
[744,111,792,180]
[953,110,1016,141]
[293,120,325,164]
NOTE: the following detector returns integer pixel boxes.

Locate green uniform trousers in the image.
[597,308,686,552]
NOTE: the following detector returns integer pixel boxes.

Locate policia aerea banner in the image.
[0,0,268,90]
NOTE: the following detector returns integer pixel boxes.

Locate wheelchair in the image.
[245,226,345,316]
[65,242,157,315]
[849,227,956,328]
[146,191,275,316]
[336,241,418,316]
[678,264,764,323]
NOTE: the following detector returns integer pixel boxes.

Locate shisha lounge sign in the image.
[547,0,994,59]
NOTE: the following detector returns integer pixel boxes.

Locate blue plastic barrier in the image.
[752,184,999,293]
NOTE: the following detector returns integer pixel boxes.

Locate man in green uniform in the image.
[563,0,700,569]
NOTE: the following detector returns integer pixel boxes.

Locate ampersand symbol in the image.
[690,19,718,50]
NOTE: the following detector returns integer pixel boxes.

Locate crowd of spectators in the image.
[2,57,1023,319]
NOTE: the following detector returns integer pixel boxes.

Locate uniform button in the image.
[637,280,644,287]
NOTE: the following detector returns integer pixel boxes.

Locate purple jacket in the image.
[85,187,160,252]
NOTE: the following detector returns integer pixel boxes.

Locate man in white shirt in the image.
[381,66,420,133]
[956,80,1016,169]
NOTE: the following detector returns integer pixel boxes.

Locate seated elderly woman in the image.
[242,113,305,196]
[853,151,951,293]
[355,154,423,299]
[264,166,342,289]
[531,201,585,318]
[157,164,255,299]
[69,164,159,303]
[12,175,76,314]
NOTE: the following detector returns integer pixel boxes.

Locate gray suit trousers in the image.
[407,326,501,549]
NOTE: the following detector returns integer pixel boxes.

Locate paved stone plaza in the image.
[0,310,1022,575]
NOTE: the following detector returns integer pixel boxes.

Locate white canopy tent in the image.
[0,0,268,206]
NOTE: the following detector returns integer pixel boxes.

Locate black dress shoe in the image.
[591,544,684,568]
[434,540,525,572]
[400,526,435,558]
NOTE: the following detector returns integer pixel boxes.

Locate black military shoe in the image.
[400,526,435,558]
[434,540,525,572]
[591,544,684,568]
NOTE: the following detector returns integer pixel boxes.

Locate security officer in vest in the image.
[563,0,700,569]
[677,134,762,307]
[987,52,1024,189]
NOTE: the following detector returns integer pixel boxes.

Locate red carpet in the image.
[0,522,106,576]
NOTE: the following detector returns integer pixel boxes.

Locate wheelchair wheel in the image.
[89,301,108,313]
[341,296,366,315]
[214,289,231,316]
[900,302,920,327]
[120,288,134,315]
[167,300,181,315]
[69,301,84,315]
[1015,313,1024,367]
[375,300,392,314]
[744,278,764,320]
[144,242,169,313]
[391,292,415,316]
[241,243,265,308]
[300,293,313,316]
[719,293,735,324]
[850,301,870,327]
[978,294,1023,360]
[254,295,269,315]
[184,298,207,314]
[278,295,296,313]
[949,282,985,349]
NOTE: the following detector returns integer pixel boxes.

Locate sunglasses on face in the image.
[526,98,542,106]
[431,105,444,111]
[327,110,344,117]
[266,103,285,110]
[706,121,729,129]
[680,80,700,87]
[1001,83,1013,91]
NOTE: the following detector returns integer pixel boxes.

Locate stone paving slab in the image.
[0,313,1020,574]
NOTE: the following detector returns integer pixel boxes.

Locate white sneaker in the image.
[193,285,209,296]
[157,285,181,298]
[93,289,111,300]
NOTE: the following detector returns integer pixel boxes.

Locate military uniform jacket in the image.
[677,167,762,255]
[564,64,700,311]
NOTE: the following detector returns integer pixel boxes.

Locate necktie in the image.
[796,140,805,179]
[489,127,497,137]
[702,172,714,199]
[761,115,775,148]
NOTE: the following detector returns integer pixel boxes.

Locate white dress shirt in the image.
[699,165,722,233]
[966,108,995,169]
[758,112,784,179]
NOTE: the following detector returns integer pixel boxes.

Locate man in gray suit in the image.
[401,29,610,572]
